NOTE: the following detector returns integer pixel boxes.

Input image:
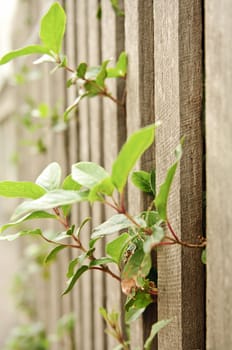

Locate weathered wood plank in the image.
[87,1,106,349]
[101,1,125,348]
[75,1,93,349]
[206,1,232,349]
[154,1,204,349]
[124,0,156,348]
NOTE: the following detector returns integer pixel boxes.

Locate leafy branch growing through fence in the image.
[0,2,206,348]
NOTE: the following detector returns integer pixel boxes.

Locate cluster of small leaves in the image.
[0,2,127,122]
[0,124,186,323]
[99,308,171,350]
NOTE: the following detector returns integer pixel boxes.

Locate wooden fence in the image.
[0,0,231,349]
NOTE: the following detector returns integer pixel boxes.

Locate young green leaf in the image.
[0,211,56,234]
[39,2,66,54]
[45,245,66,263]
[111,124,156,192]
[0,228,42,241]
[107,52,127,78]
[144,319,172,350]
[62,175,82,191]
[110,0,125,16]
[66,258,79,278]
[0,46,51,65]
[76,62,88,78]
[88,177,114,202]
[62,265,89,295]
[0,181,45,199]
[96,60,110,87]
[11,189,89,220]
[75,217,91,238]
[125,291,153,323]
[89,257,114,267]
[72,162,109,189]
[91,214,131,239]
[106,233,130,265]
[36,162,62,191]
[131,171,153,194]
[155,138,184,220]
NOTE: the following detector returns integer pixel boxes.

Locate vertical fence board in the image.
[101,1,125,348]
[154,1,204,349]
[206,1,232,349]
[125,1,155,348]
[87,1,105,349]
[76,2,93,349]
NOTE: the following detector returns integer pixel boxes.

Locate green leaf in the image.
[75,217,91,238]
[110,0,124,16]
[0,181,45,199]
[88,177,114,202]
[89,257,114,267]
[0,211,56,234]
[11,190,89,220]
[144,319,172,350]
[66,258,79,278]
[72,162,109,189]
[36,162,62,191]
[76,62,88,78]
[91,214,131,239]
[62,265,89,295]
[125,291,153,323]
[0,45,51,65]
[111,125,156,192]
[62,175,82,191]
[155,138,184,220]
[106,233,130,264]
[39,2,66,54]
[122,246,145,279]
[131,171,153,194]
[84,81,101,96]
[141,211,161,227]
[107,52,127,78]
[0,228,42,241]
[45,245,66,263]
[96,60,110,87]
[201,249,207,264]
[143,226,164,253]
[150,169,156,196]
[85,66,101,80]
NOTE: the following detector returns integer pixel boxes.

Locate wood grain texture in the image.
[154,1,204,349]
[125,1,156,348]
[206,1,232,349]
[87,1,106,349]
[101,0,125,348]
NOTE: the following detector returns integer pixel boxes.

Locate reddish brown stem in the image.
[89,266,121,282]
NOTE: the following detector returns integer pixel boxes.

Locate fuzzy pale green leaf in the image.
[91,214,131,239]
[72,162,109,189]
[36,162,62,191]
[0,211,56,234]
[11,189,89,220]
[0,45,51,65]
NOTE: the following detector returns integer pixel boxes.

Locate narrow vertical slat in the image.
[101,1,126,349]
[76,1,93,349]
[87,1,105,349]
[206,1,232,349]
[124,1,155,348]
[154,1,204,349]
